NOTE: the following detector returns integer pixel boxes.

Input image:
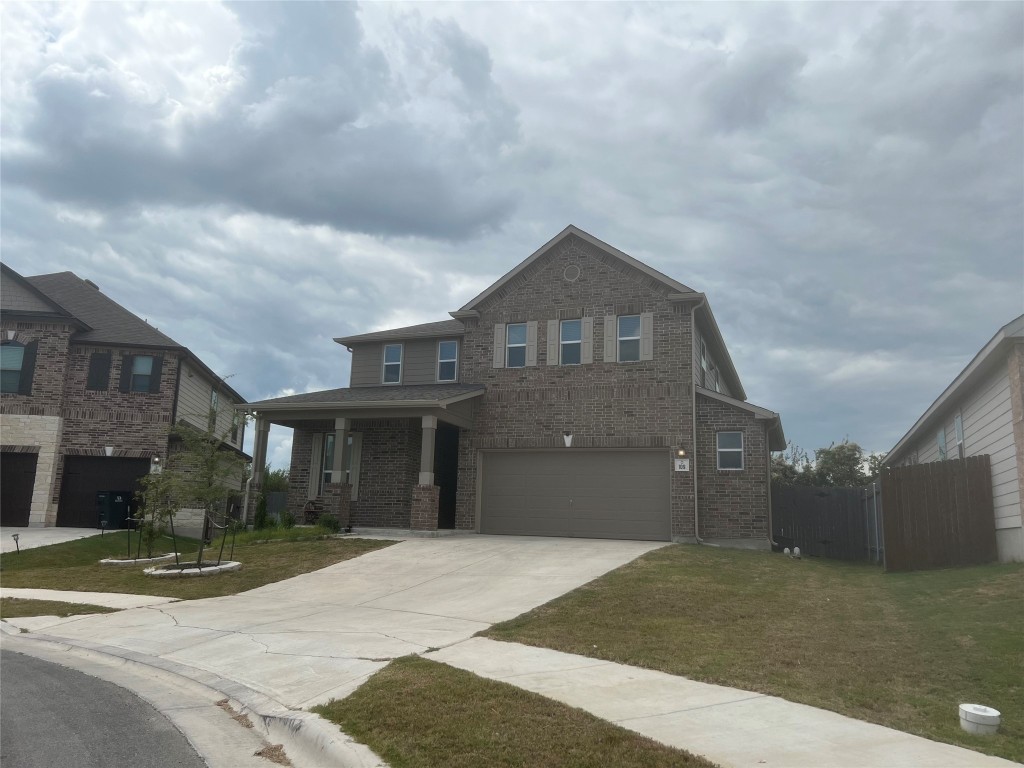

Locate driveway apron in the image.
[7,535,664,709]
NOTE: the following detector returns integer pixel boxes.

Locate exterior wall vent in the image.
[563,264,581,282]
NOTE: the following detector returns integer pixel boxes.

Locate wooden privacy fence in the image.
[771,484,883,562]
[881,456,997,572]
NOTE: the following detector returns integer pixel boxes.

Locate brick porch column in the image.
[411,415,440,530]
[323,482,352,529]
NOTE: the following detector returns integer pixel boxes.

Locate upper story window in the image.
[118,353,163,394]
[936,428,947,461]
[506,323,527,368]
[700,339,710,385]
[437,341,458,382]
[383,344,402,384]
[130,355,154,392]
[717,431,744,470]
[560,319,582,365]
[231,412,240,443]
[1,342,25,394]
[954,413,965,459]
[618,315,641,362]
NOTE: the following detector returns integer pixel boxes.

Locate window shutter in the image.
[640,312,654,361]
[546,320,558,365]
[603,315,617,362]
[308,434,323,499]
[86,352,111,391]
[492,324,506,368]
[118,354,132,393]
[17,341,38,396]
[525,321,538,366]
[148,355,164,393]
[581,317,594,364]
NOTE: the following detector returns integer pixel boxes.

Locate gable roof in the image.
[27,272,181,348]
[884,314,1024,466]
[335,319,464,347]
[457,225,695,311]
[697,386,786,451]
[1,263,83,324]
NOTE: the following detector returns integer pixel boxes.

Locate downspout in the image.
[691,299,707,545]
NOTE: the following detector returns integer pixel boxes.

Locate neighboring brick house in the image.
[246,226,785,545]
[0,264,248,530]
[884,314,1024,563]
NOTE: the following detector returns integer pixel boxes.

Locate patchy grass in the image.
[484,545,1024,763]
[314,656,715,768]
[0,598,118,619]
[0,531,393,600]
[229,525,345,546]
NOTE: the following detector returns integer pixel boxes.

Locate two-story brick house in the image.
[246,226,785,545]
[0,264,248,530]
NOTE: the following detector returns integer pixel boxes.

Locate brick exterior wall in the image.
[287,418,423,529]
[455,234,697,537]
[695,394,769,541]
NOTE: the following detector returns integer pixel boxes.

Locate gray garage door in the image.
[481,450,670,541]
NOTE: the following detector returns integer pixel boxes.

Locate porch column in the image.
[419,415,437,486]
[324,417,352,529]
[247,415,270,525]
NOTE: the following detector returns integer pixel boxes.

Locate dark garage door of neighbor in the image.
[1,453,38,527]
[57,456,151,528]
[481,450,670,541]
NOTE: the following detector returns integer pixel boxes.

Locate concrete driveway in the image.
[12,535,664,709]
[1,527,102,553]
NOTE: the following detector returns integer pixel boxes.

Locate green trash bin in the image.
[96,491,132,530]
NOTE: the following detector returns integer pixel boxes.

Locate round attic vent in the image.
[563,264,581,282]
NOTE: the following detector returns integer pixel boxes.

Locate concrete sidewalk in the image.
[427,637,1015,768]
[1,588,178,610]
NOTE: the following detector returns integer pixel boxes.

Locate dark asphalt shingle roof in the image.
[335,319,464,345]
[27,272,181,348]
[250,383,484,407]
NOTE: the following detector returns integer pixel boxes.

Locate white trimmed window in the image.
[954,413,965,459]
[506,323,527,368]
[717,431,744,470]
[383,344,402,384]
[618,315,641,362]
[437,340,458,382]
[209,390,219,430]
[560,319,581,365]
[937,428,947,461]
[315,433,363,500]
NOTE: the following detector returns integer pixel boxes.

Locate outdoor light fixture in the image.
[104,446,114,457]
[151,456,163,474]
[676,447,688,459]
[563,431,573,448]
[11,534,20,554]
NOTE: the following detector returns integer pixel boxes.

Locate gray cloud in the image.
[2,1,1021,464]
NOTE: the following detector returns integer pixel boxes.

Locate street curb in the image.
[0,621,387,768]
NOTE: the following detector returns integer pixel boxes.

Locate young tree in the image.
[811,439,868,487]
[262,465,289,492]
[771,442,815,486]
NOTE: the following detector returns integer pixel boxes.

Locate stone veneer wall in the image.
[455,234,696,537]
[0,414,62,525]
[695,395,769,541]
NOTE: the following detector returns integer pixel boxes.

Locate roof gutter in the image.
[240,390,485,413]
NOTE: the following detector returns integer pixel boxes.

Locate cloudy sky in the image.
[3,1,1022,468]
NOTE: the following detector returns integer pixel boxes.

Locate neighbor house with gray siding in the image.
[246,226,785,545]
[884,314,1024,562]
[1,264,248,532]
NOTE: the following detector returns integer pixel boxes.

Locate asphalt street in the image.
[0,650,208,768]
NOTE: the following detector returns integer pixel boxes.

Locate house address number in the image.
[674,458,690,472]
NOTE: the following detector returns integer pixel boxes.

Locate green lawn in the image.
[485,545,1024,763]
[0,597,118,619]
[314,656,716,768]
[0,531,393,600]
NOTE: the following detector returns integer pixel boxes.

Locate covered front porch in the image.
[245,385,483,532]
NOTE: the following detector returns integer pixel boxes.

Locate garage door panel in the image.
[481,451,670,541]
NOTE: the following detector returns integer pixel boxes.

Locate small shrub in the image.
[253,495,270,530]
[319,513,341,533]
[281,510,296,529]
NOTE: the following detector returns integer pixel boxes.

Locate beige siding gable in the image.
[175,361,245,450]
